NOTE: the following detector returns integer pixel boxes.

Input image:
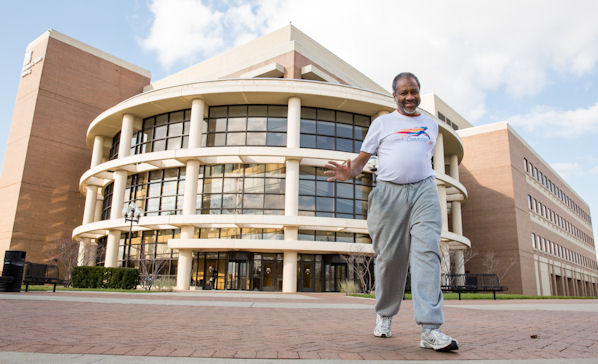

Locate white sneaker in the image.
[373,314,392,337]
[420,329,459,351]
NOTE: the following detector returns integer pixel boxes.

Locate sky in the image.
[1,0,597,253]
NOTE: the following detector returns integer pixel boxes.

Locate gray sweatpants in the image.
[367,177,444,328]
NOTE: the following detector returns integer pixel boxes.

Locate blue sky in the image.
[1,0,597,253]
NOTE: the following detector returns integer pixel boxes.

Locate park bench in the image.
[441,273,508,300]
[22,262,66,292]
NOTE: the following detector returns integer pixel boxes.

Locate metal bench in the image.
[23,262,66,292]
[441,273,508,300]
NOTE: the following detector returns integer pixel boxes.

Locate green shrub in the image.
[154,277,176,291]
[72,266,138,289]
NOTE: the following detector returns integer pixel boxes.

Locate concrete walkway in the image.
[1,290,597,362]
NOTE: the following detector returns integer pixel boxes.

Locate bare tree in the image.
[480,250,516,281]
[449,248,478,275]
[49,238,79,284]
[138,244,171,291]
[342,246,375,294]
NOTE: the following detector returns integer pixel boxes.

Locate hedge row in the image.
[71,266,139,289]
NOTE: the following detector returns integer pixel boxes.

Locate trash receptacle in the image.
[1,250,26,292]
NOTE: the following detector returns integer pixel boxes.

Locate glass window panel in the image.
[169,122,183,136]
[176,195,184,212]
[143,118,155,131]
[264,194,285,210]
[170,111,184,123]
[243,209,263,215]
[316,181,334,196]
[226,132,245,146]
[243,194,264,209]
[355,184,371,200]
[146,198,160,212]
[265,178,285,193]
[263,228,283,240]
[228,105,246,117]
[300,134,316,148]
[336,198,354,214]
[337,111,352,124]
[336,122,353,139]
[356,234,371,244]
[222,193,241,209]
[354,140,362,153]
[224,164,244,177]
[166,137,182,150]
[301,119,316,134]
[147,183,161,197]
[301,107,316,119]
[184,109,191,121]
[161,196,176,212]
[317,109,335,121]
[317,120,335,136]
[336,183,353,198]
[316,231,335,242]
[203,178,223,193]
[354,126,368,141]
[316,211,334,217]
[248,105,267,116]
[354,200,367,216]
[247,117,267,131]
[183,120,190,134]
[337,232,354,243]
[267,118,287,132]
[149,170,162,182]
[222,177,243,193]
[245,164,265,176]
[242,228,262,239]
[266,132,286,146]
[299,196,315,210]
[355,114,369,126]
[204,194,222,209]
[227,117,246,131]
[162,181,178,196]
[164,169,179,180]
[298,230,315,241]
[207,133,225,146]
[244,178,265,193]
[317,135,334,150]
[316,197,334,211]
[299,180,315,194]
[200,228,220,239]
[156,114,168,126]
[209,106,227,118]
[299,166,315,179]
[336,138,353,152]
[152,139,166,152]
[265,164,285,177]
[208,118,227,133]
[182,136,189,148]
[247,132,266,145]
[268,105,287,117]
[154,125,167,139]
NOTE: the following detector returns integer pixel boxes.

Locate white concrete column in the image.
[287,97,301,148]
[285,160,300,216]
[176,226,194,290]
[433,132,445,174]
[105,170,127,267]
[189,99,206,149]
[83,186,98,225]
[451,201,462,235]
[183,160,200,215]
[94,195,104,222]
[438,185,450,275]
[118,114,135,158]
[105,230,121,267]
[453,250,465,275]
[91,135,105,168]
[283,227,298,293]
[449,154,459,181]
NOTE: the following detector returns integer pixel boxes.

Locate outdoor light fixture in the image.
[122,202,143,268]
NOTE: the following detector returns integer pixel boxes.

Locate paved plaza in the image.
[1,290,597,363]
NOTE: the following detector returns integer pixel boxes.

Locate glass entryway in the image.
[324,263,347,292]
[300,262,315,292]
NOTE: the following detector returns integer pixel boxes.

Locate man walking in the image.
[324,72,458,351]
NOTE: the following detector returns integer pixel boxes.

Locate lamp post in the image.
[122,202,143,268]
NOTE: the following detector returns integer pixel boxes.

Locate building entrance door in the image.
[261,260,276,291]
[300,262,315,292]
[226,260,248,290]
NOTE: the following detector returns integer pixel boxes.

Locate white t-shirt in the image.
[361,110,438,184]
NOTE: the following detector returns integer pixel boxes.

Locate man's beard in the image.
[397,102,418,115]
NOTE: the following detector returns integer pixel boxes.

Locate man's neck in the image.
[397,109,420,117]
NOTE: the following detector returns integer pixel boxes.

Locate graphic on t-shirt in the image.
[394,126,432,144]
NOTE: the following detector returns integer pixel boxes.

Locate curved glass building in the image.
[72,25,470,292]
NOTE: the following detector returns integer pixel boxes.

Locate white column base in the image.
[176,249,193,291]
[283,251,298,292]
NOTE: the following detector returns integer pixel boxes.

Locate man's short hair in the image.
[392,72,420,93]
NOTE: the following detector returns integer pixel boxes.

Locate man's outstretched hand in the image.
[324,159,352,182]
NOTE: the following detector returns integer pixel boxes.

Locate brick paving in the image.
[1,291,597,361]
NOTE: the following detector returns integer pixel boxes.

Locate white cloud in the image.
[504,101,598,137]
[140,0,598,122]
[551,162,583,178]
